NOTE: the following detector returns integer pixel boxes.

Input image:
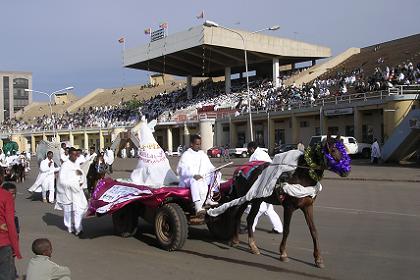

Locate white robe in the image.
[177,148,215,203]
[104,149,114,165]
[55,160,88,212]
[28,158,59,193]
[249,147,272,163]
[177,148,215,187]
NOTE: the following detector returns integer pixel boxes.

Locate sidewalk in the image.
[324,160,420,182]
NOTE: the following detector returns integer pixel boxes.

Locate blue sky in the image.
[1,0,419,101]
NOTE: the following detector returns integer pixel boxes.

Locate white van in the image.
[308,135,371,157]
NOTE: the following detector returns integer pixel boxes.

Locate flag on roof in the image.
[118,37,125,44]
[159,22,168,29]
[144,28,151,35]
[196,10,204,19]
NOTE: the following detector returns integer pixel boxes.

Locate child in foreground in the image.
[26,238,71,280]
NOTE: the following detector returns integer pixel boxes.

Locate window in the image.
[274,129,285,145]
[348,138,356,144]
[300,121,309,127]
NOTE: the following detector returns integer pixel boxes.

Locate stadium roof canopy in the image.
[124,25,331,77]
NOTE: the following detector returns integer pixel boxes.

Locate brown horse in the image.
[207,136,349,268]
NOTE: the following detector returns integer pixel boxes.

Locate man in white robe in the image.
[246,142,283,234]
[28,151,59,199]
[130,119,178,187]
[104,147,114,173]
[55,147,88,236]
[39,151,60,203]
[177,134,218,214]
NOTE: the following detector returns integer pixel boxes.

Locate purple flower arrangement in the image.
[323,141,351,177]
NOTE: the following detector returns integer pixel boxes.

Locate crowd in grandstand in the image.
[1,106,140,133]
[1,59,419,132]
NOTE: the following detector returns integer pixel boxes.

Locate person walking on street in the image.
[55,148,88,236]
[0,167,22,280]
[371,138,381,164]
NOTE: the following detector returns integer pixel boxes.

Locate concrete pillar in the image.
[31,135,36,154]
[199,119,214,151]
[246,117,252,144]
[55,133,61,143]
[291,63,296,70]
[187,75,193,100]
[69,131,74,147]
[291,115,299,143]
[183,123,190,147]
[42,133,47,141]
[272,58,280,88]
[354,109,362,140]
[99,130,105,151]
[225,67,231,94]
[312,59,317,66]
[215,121,223,146]
[319,107,327,135]
[268,114,275,154]
[229,120,237,147]
[84,132,89,150]
[167,127,173,153]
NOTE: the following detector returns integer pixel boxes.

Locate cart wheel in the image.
[154,203,188,251]
[112,204,138,238]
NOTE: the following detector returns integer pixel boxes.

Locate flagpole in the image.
[121,37,126,87]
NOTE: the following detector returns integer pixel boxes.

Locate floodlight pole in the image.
[204,21,279,142]
[25,87,73,141]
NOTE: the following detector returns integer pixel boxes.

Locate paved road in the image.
[12,157,420,280]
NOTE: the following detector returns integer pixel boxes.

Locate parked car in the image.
[308,135,371,158]
[273,144,297,155]
[207,147,222,158]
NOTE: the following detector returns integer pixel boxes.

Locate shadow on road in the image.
[179,249,334,280]
[42,213,67,231]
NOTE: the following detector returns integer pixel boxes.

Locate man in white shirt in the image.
[75,149,86,166]
[39,151,60,203]
[5,152,18,167]
[55,148,88,236]
[246,142,283,234]
[177,135,218,214]
[85,147,97,162]
[60,143,68,164]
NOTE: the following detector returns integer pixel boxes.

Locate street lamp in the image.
[25,86,74,140]
[204,20,279,142]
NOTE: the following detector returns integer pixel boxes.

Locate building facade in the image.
[0,71,32,122]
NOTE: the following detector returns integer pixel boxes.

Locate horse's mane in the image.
[290,155,324,186]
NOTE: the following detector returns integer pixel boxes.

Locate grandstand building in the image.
[0,71,32,121]
[1,26,419,163]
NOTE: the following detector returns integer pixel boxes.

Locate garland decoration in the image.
[323,140,351,177]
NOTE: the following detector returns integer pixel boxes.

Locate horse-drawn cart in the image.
[88,177,236,251]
